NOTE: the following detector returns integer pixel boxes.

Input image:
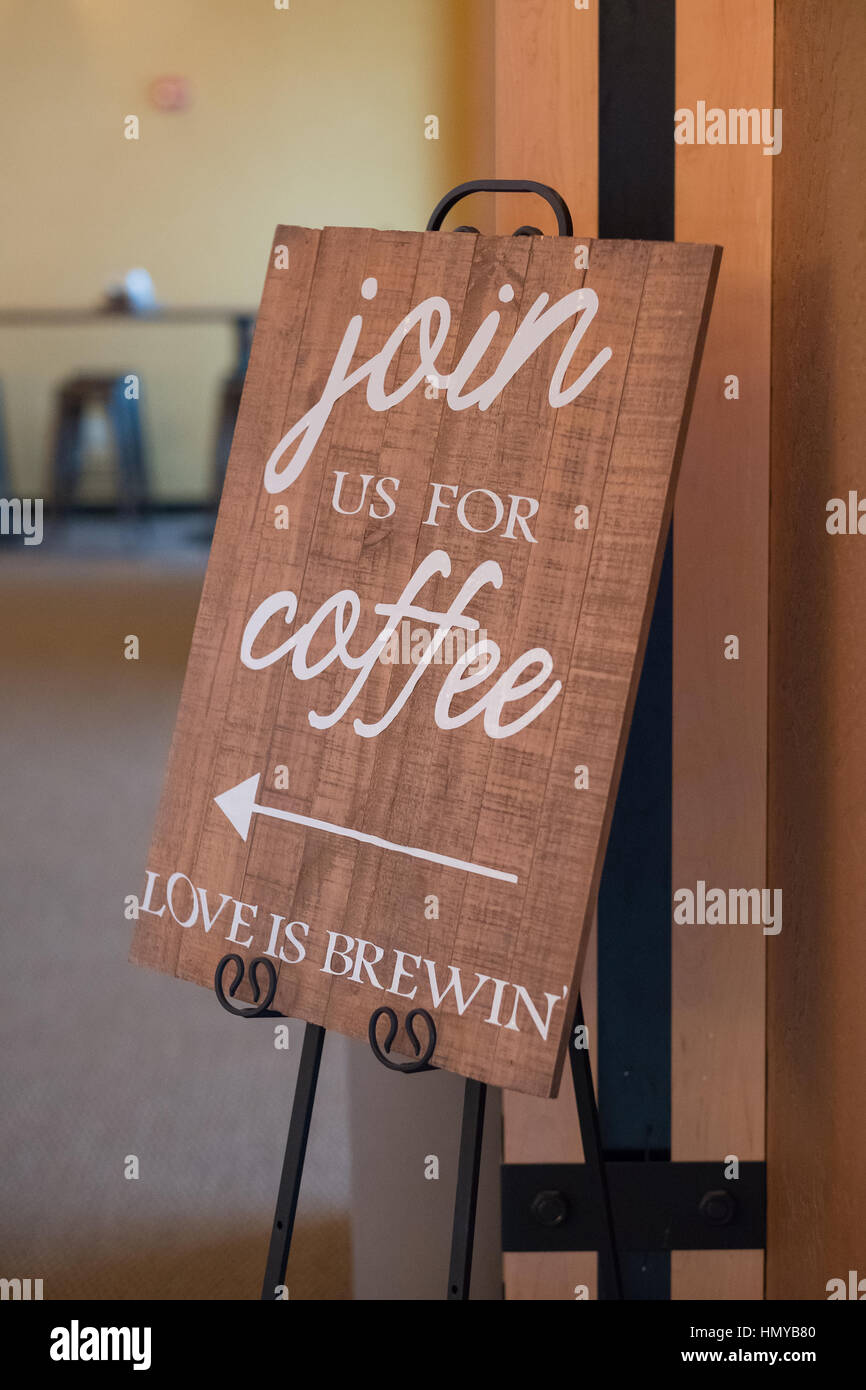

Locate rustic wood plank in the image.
[252,229,430,1027]
[329,232,534,1051]
[671,0,773,1301]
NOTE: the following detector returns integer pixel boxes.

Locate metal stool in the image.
[51,373,148,514]
[209,313,253,508]
[210,373,243,507]
[0,380,12,496]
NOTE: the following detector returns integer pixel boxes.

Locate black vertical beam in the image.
[599,1,676,243]
[598,0,676,1300]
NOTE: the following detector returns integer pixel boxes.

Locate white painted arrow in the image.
[214,773,518,884]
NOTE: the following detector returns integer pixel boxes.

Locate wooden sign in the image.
[131,226,719,1097]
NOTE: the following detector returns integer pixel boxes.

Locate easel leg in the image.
[260,1022,326,1300]
[447,1078,487,1300]
[569,996,624,1300]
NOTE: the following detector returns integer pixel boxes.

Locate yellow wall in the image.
[0,0,484,499]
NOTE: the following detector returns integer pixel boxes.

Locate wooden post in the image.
[767,0,866,1301]
[495,0,772,1300]
[671,0,772,1302]
[494,0,601,1303]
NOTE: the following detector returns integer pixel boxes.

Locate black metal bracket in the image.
[368,1005,438,1072]
[214,953,280,1018]
[502,1160,766,1254]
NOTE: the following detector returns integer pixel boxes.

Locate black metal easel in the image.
[214,181,623,1303]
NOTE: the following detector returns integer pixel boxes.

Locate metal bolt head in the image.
[699,1189,736,1226]
[530,1189,570,1228]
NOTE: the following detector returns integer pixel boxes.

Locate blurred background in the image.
[0,0,501,1300]
[0,0,490,509]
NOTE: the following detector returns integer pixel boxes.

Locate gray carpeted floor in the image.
[0,521,502,1300]
[0,533,352,1299]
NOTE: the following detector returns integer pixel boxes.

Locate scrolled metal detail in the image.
[368,1005,438,1073]
[214,952,279,1018]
